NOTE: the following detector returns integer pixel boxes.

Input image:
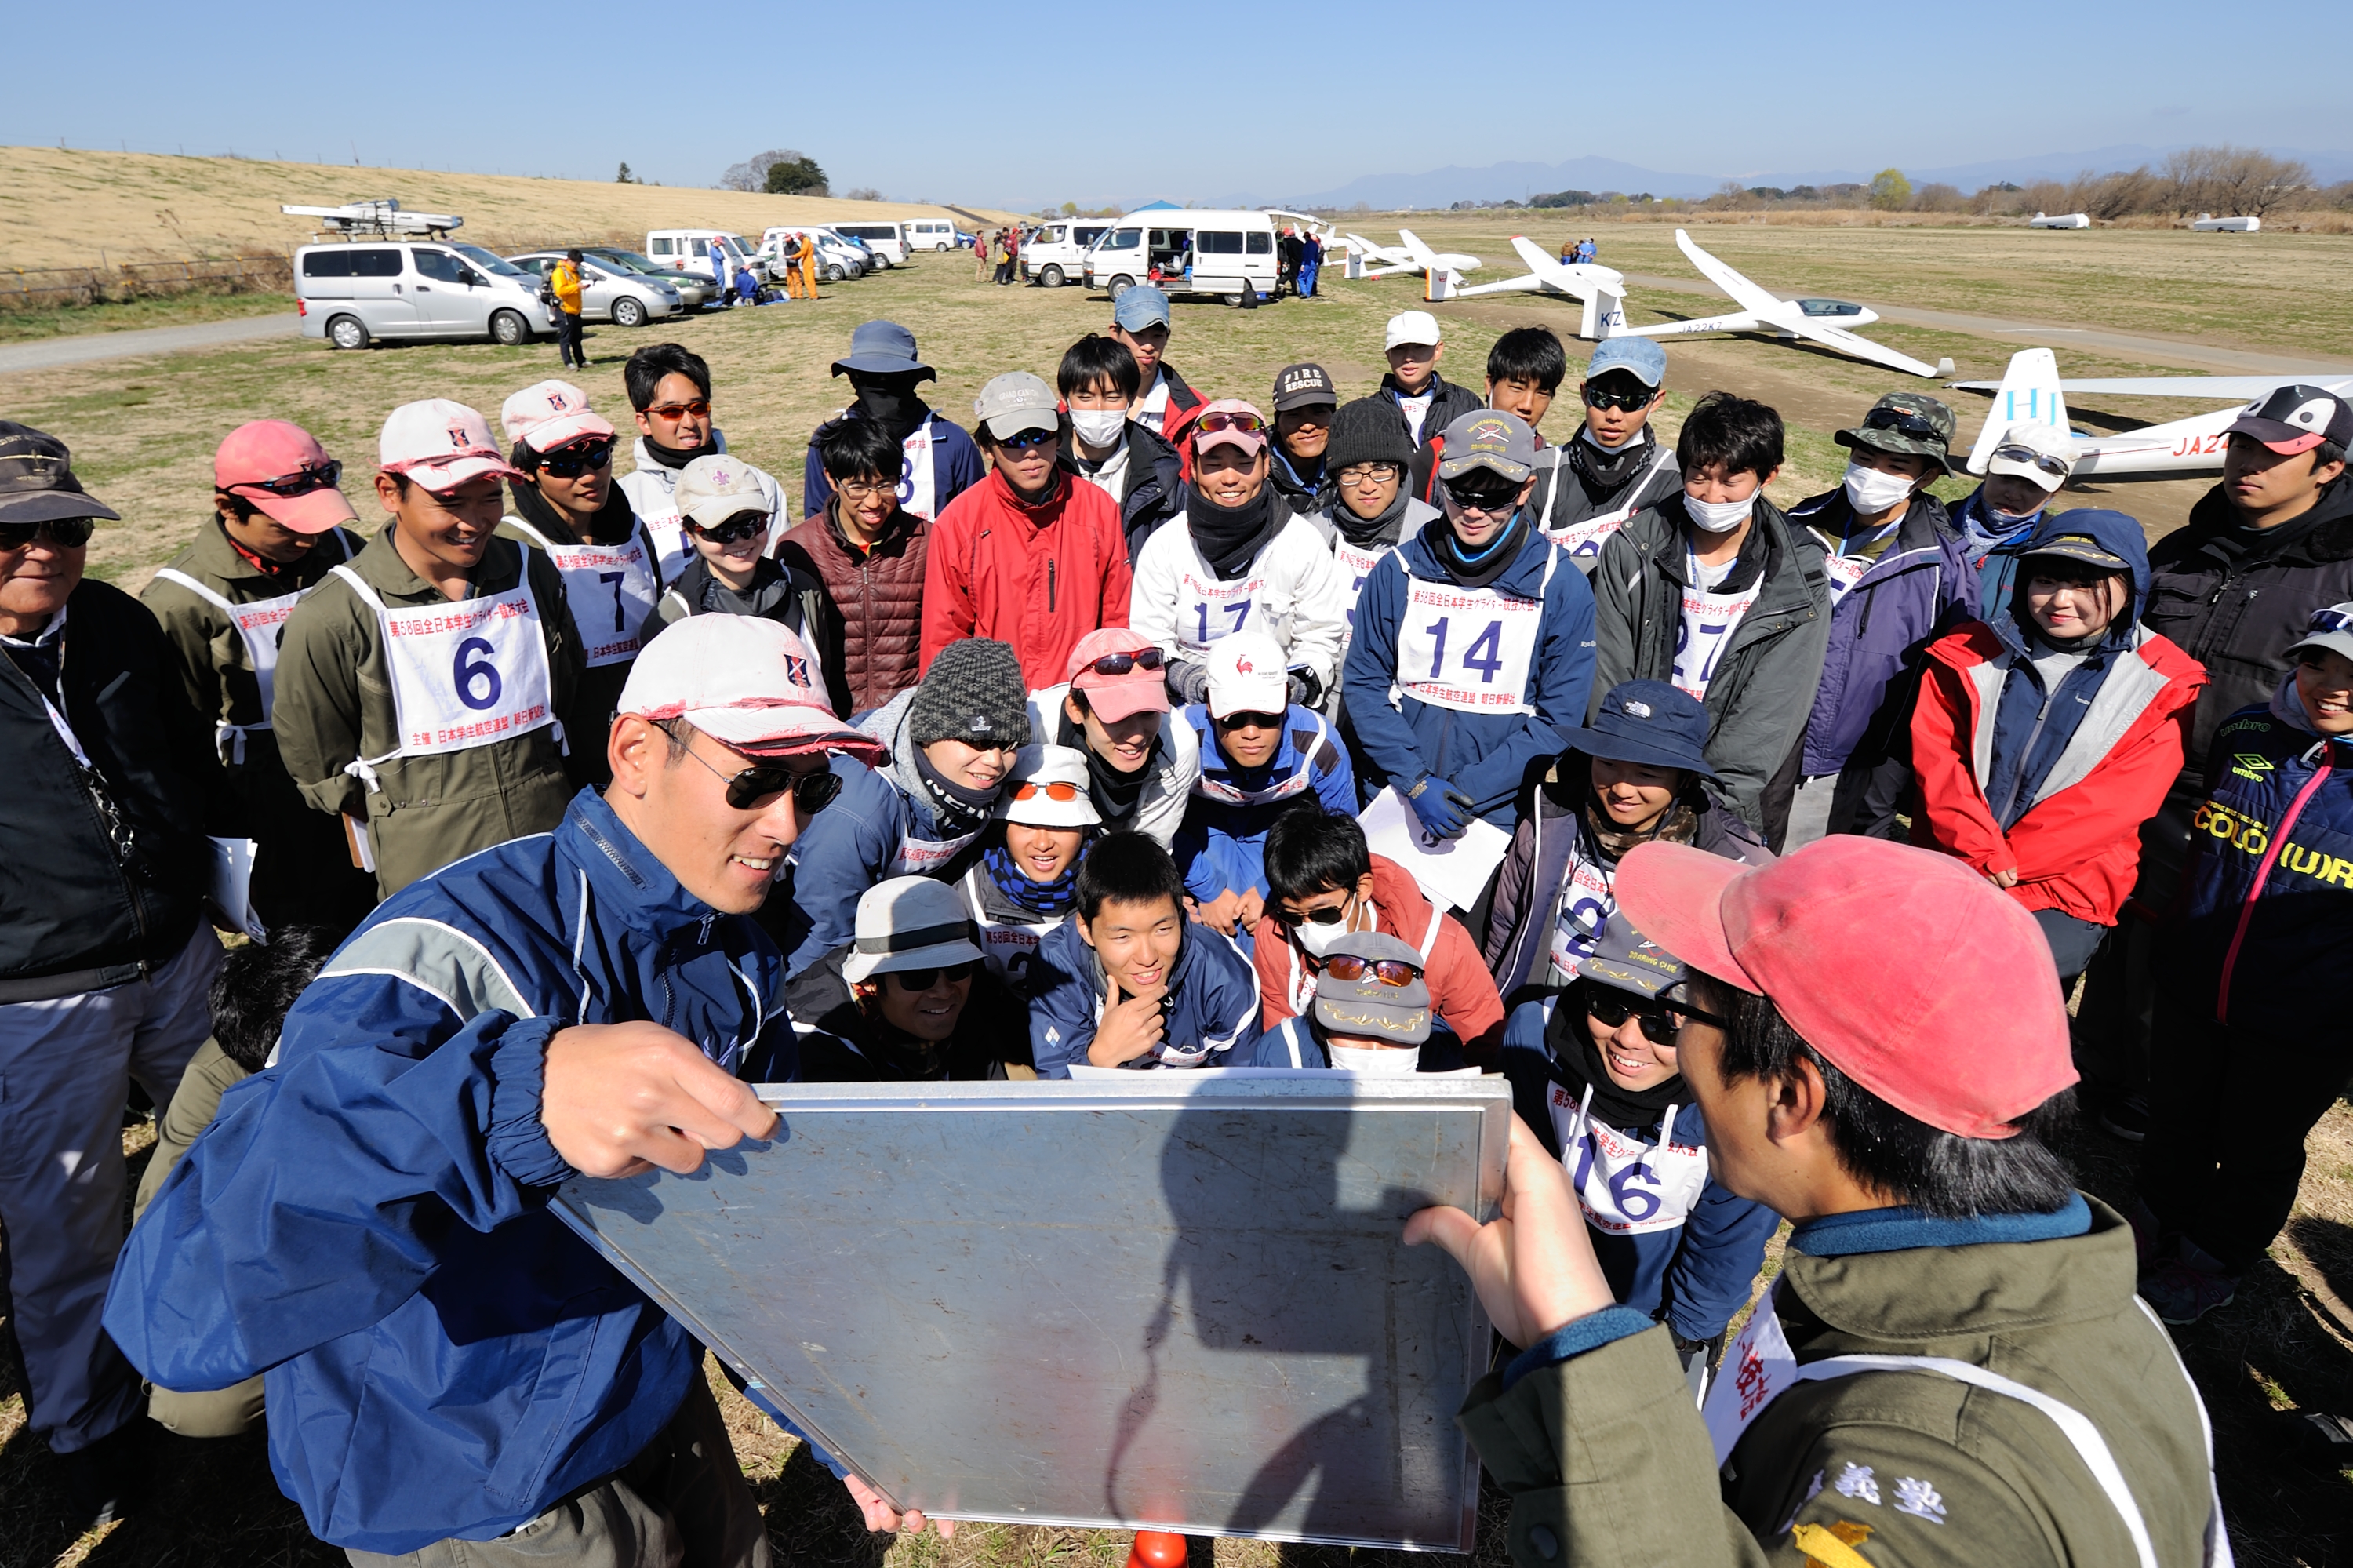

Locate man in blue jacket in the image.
[1341,409,1597,926]
[801,320,984,524]
[104,617,893,1564]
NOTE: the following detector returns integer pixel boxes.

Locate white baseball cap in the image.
[1203,630,1289,719]
[379,399,525,491]
[996,744,1100,828]
[1984,421,2075,494]
[501,380,616,455]
[841,875,986,984]
[675,454,771,531]
[1385,311,1442,352]
[619,616,881,762]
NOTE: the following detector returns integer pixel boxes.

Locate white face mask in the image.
[1683,493,1754,533]
[1070,409,1126,448]
[1293,913,1353,959]
[1326,1039,1423,1075]
[1842,462,1918,515]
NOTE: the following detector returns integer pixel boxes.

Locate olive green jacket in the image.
[273,526,584,898]
[1459,1198,2218,1566]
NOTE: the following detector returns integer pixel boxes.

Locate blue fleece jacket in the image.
[802,410,985,520]
[1173,703,1355,902]
[102,792,795,1554]
[1027,916,1261,1077]
[1341,515,1597,828]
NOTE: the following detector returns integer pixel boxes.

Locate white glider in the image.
[282,198,464,238]
[1608,229,1953,380]
[1340,229,1482,280]
[1425,236,1629,339]
[2028,212,2091,229]
[2193,213,2260,232]
[1952,348,2353,480]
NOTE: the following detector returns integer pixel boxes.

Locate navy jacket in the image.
[1342,515,1597,828]
[1787,487,1970,778]
[802,409,986,521]
[1948,485,2049,619]
[1173,703,1355,902]
[103,791,795,1553]
[1027,916,1260,1076]
[1502,998,1775,1340]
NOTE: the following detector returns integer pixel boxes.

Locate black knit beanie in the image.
[1324,396,1416,473]
[909,638,1032,750]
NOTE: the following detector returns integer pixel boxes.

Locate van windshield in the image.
[454,245,526,277]
[1109,229,1141,249]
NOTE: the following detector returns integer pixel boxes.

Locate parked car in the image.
[645,229,762,291]
[507,252,682,327]
[1020,220,1111,288]
[955,230,978,249]
[758,226,868,283]
[828,221,911,267]
[583,247,716,311]
[1084,209,1278,304]
[296,240,553,350]
[904,219,959,252]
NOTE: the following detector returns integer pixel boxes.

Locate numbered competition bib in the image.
[149,572,305,761]
[332,565,555,778]
[533,526,660,668]
[962,870,1058,991]
[899,421,939,520]
[1547,1075,1710,1237]
[1671,554,1760,703]
[1333,537,1392,644]
[1174,553,1270,657]
[1194,711,1328,807]
[889,825,981,879]
[1546,839,1617,982]
[1392,563,1551,715]
[1543,445,1675,563]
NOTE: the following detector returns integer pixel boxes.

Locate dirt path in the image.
[0,312,297,375]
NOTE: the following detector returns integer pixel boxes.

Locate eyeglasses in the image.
[1082,646,1166,676]
[1215,709,1282,730]
[1991,442,2071,479]
[1337,463,1402,486]
[1585,988,1725,1042]
[643,398,712,421]
[669,727,845,812]
[1270,896,1351,929]
[888,960,979,991]
[689,513,768,545]
[231,460,344,497]
[1320,954,1421,987]
[835,478,896,502]
[538,438,614,478]
[1862,406,1942,439]
[1195,409,1268,436]
[1442,478,1521,516]
[0,517,97,551]
[997,427,1057,453]
[1011,780,1083,802]
[1583,384,1654,413]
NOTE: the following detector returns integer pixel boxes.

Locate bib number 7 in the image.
[1420,616,1507,682]
[453,637,504,711]
[598,570,627,633]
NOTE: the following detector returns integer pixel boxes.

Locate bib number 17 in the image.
[453,637,504,711]
[1420,616,1506,682]
[1195,599,1253,644]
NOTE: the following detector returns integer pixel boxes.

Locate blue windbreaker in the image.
[1027,917,1260,1077]
[1341,515,1597,828]
[102,791,795,1553]
[1501,998,1774,1340]
[1173,702,1355,902]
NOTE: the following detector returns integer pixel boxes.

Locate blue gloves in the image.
[1405,775,1477,840]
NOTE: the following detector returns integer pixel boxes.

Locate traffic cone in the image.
[1126,1530,1187,1568]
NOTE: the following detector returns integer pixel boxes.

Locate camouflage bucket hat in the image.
[1837,392,1956,468]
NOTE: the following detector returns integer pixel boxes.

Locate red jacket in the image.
[1249,853,1507,1061]
[920,468,1133,690]
[1910,620,2205,924]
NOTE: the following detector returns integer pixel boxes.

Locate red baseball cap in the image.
[1614,837,2075,1140]
[1067,627,1170,724]
[214,420,359,534]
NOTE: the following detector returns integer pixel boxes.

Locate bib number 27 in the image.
[1420,616,1506,682]
[453,637,504,711]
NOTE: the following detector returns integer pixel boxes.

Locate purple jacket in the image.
[1787,488,1969,778]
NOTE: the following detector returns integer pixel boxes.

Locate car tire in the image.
[1108,275,1135,300]
[1040,264,1064,289]
[1224,293,1246,307]
[825,263,846,283]
[612,296,647,328]
[327,314,369,351]
[490,309,530,346]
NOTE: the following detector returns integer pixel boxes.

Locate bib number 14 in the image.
[1421,616,1506,682]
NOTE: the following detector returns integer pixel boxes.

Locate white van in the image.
[758,226,870,282]
[1083,209,1278,304]
[644,229,758,285]
[296,241,553,351]
[1020,220,1112,288]
[828,221,911,267]
[904,219,958,252]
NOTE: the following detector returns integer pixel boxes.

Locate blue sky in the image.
[7,1,2345,209]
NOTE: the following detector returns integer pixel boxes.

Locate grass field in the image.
[2,206,2351,1565]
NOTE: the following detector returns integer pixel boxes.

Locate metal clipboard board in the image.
[552,1074,1509,1551]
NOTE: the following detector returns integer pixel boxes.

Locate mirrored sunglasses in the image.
[1320,955,1420,987]
[1863,406,1941,439]
[645,398,712,420]
[1991,442,2071,478]
[231,460,344,497]
[1083,646,1166,677]
[539,438,615,477]
[1011,780,1084,802]
[1583,384,1652,413]
[1195,410,1268,436]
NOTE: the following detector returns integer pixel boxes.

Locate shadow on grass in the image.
[0,1418,336,1568]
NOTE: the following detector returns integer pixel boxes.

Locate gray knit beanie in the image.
[909,638,1031,750]
[1324,395,1415,473]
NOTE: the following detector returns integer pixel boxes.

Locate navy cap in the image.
[1113,285,1172,331]
[831,319,934,380]
[1579,910,1690,1003]
[1584,337,1666,390]
[1310,930,1432,1046]
[1555,679,1715,778]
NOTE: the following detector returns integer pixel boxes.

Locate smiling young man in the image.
[777,417,932,719]
[614,342,787,579]
[273,400,584,900]
[1027,627,1204,849]
[1268,362,1340,517]
[955,742,1100,996]
[1027,830,1260,1076]
[109,614,905,1567]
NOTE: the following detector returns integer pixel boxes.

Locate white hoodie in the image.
[616,432,788,580]
[1129,509,1349,693]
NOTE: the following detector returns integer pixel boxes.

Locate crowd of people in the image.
[2,278,2348,1565]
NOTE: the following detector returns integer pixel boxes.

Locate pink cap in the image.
[619,616,882,762]
[214,420,360,534]
[1614,837,2075,1141]
[500,380,616,454]
[1067,627,1171,724]
[1191,398,1269,457]
[379,399,525,492]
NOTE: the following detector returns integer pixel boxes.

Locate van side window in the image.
[1246,231,1272,254]
[1111,229,1141,249]
[1198,231,1243,255]
[651,238,673,256]
[412,249,467,283]
[303,247,402,278]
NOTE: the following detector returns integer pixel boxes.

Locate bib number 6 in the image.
[453,636,504,711]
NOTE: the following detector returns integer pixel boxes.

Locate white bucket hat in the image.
[841,876,986,984]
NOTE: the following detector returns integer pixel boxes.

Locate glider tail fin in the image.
[1966,348,2071,476]
[1425,267,1457,303]
[1580,284,1625,341]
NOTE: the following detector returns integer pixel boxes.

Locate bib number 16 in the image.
[1420,616,1506,682]
[453,638,504,711]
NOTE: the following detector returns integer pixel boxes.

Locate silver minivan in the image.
[297,242,555,350]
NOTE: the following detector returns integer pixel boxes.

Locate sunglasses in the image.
[997,427,1058,453]
[1337,462,1402,485]
[889,960,979,991]
[1585,988,1724,1042]
[1991,442,2070,479]
[689,514,768,546]
[1583,384,1653,413]
[231,460,344,497]
[1862,406,1942,439]
[0,517,97,551]
[1321,954,1420,988]
[644,399,712,421]
[1082,646,1166,676]
[672,731,845,812]
[1216,709,1282,730]
[1442,478,1522,515]
[1012,780,1084,802]
[1270,896,1351,929]
[1195,410,1268,436]
[539,438,615,477]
